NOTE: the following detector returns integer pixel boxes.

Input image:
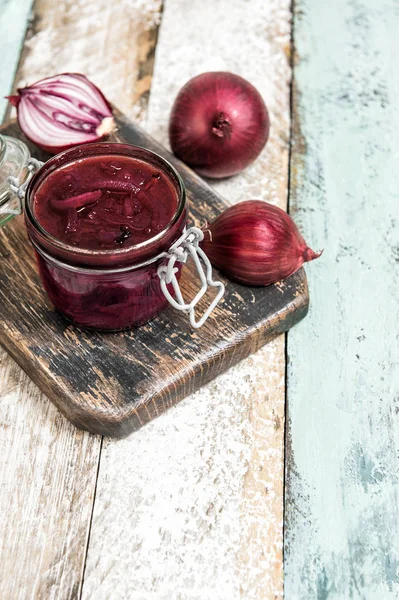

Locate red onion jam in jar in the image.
[24,143,187,330]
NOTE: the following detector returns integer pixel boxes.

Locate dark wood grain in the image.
[0,117,309,437]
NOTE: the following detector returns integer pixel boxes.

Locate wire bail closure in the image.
[2,158,43,215]
[157,226,225,329]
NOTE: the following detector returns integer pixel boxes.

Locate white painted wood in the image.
[0,349,101,599]
[12,0,163,124]
[0,0,163,597]
[82,1,291,598]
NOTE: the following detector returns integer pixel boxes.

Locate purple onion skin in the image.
[169,72,270,179]
[200,200,322,286]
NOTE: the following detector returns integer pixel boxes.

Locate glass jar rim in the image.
[24,142,186,261]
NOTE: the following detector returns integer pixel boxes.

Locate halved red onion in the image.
[7,73,115,154]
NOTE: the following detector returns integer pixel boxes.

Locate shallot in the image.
[200,200,322,286]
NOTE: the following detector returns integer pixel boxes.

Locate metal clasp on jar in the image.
[158,227,225,329]
[4,157,43,215]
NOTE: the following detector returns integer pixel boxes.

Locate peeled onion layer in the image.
[169,72,270,178]
[51,190,102,211]
[7,73,115,154]
[200,200,322,286]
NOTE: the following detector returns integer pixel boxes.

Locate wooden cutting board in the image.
[0,115,309,437]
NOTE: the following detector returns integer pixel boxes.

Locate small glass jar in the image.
[24,143,189,330]
[1,137,224,331]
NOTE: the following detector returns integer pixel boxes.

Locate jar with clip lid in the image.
[0,136,224,330]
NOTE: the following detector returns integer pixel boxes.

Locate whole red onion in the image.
[200,200,322,286]
[7,73,114,154]
[169,72,270,179]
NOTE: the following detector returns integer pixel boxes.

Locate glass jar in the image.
[26,143,189,331]
[1,138,224,331]
[0,135,31,226]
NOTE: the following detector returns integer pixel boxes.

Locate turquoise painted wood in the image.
[285,0,399,598]
[0,0,33,122]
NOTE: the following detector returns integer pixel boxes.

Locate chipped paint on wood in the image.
[0,349,101,599]
[82,341,288,600]
[0,0,163,596]
[285,0,399,597]
[82,0,292,597]
[7,0,163,124]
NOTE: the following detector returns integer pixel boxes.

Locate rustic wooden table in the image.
[0,1,397,599]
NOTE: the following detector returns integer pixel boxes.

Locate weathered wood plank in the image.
[82,0,292,597]
[10,0,162,124]
[0,0,33,122]
[0,0,163,597]
[0,350,100,599]
[285,0,399,598]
